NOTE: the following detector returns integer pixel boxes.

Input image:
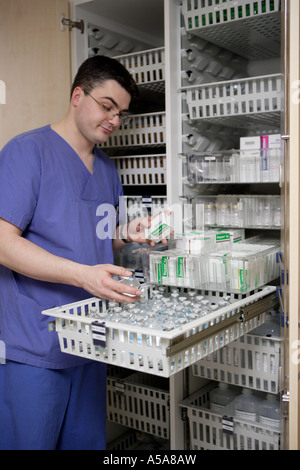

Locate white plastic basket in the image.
[115,47,165,91]
[107,372,170,438]
[101,112,166,149]
[111,154,166,185]
[183,74,282,129]
[193,333,282,393]
[42,286,276,377]
[181,0,281,60]
[179,384,281,450]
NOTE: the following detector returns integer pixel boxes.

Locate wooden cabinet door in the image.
[0,0,71,149]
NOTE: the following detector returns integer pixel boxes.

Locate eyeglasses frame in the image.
[84,90,131,127]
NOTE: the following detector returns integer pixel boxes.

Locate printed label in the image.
[222,415,234,435]
[235,410,256,422]
[259,416,280,428]
[151,223,168,237]
[239,268,248,292]
[92,321,106,348]
[114,381,125,395]
[156,262,162,284]
[161,256,168,277]
[216,233,230,242]
[177,257,184,278]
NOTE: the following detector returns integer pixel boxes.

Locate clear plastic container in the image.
[258,394,281,428]
[233,388,261,422]
[210,383,237,412]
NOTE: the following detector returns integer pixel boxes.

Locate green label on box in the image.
[216,233,230,242]
[151,223,168,237]
[157,262,162,283]
[239,268,248,292]
[177,257,184,278]
[161,256,168,277]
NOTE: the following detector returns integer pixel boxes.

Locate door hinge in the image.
[282,390,289,418]
[60,14,84,34]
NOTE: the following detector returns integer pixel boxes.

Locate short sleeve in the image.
[0,136,41,230]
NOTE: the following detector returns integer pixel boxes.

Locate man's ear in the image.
[71,86,84,107]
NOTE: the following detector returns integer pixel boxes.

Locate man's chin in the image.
[94,130,111,145]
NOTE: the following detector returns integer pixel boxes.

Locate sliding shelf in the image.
[181,0,281,60]
[115,47,165,93]
[100,111,166,149]
[42,285,277,377]
[111,154,166,186]
[182,74,282,129]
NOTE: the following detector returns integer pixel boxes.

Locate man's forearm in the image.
[0,218,140,302]
[0,229,83,287]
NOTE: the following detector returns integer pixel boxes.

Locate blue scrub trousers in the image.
[0,360,107,450]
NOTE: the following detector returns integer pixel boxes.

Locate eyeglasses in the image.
[84,91,131,126]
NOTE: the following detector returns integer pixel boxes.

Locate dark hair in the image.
[70,55,139,102]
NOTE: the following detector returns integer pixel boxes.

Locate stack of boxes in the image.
[240,134,281,183]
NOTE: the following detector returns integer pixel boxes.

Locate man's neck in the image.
[51,117,95,174]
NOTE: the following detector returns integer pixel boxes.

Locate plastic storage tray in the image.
[185,149,280,184]
[179,383,280,450]
[107,371,170,438]
[181,0,281,60]
[149,243,280,293]
[193,333,281,394]
[100,112,166,149]
[111,154,166,186]
[42,286,276,377]
[182,74,282,129]
[115,47,165,92]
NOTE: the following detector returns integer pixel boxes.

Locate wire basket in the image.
[101,112,166,148]
[182,74,282,129]
[193,332,282,393]
[181,0,281,60]
[112,154,166,185]
[115,47,165,92]
[180,383,281,450]
[42,286,276,377]
[107,371,170,438]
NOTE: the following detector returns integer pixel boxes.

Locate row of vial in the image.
[186,149,280,184]
[210,383,280,428]
[88,287,234,332]
[202,197,281,228]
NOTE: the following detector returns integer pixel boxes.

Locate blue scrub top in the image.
[0,125,123,368]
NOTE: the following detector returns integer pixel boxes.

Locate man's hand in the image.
[121,211,173,247]
[0,218,141,304]
[80,264,141,303]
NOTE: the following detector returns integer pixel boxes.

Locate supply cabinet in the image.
[45,0,298,450]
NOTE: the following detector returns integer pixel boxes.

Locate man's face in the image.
[72,79,131,145]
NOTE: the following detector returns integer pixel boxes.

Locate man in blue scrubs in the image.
[0,56,159,450]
